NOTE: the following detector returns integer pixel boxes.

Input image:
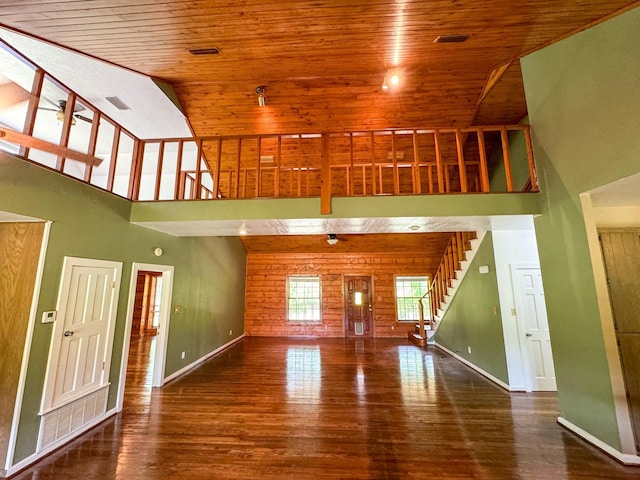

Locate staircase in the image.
[408,231,484,347]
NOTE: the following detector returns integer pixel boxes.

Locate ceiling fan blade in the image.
[37,107,59,112]
[74,114,93,123]
[40,96,60,109]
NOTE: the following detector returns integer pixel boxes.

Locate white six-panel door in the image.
[42,257,121,411]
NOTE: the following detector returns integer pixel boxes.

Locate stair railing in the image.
[429,232,477,321]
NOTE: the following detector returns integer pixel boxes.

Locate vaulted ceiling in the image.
[0,0,637,138]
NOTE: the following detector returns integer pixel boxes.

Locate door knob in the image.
[525,332,533,337]
[64,330,74,337]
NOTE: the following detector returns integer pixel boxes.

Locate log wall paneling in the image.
[0,222,44,466]
[244,251,444,338]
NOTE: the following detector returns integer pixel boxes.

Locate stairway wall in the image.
[434,232,509,385]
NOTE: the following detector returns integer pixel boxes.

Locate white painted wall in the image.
[491,219,542,390]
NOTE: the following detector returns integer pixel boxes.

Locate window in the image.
[395,276,429,322]
[287,276,321,322]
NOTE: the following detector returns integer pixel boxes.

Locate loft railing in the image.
[134,126,538,213]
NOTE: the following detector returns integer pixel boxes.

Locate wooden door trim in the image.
[4,221,50,472]
[343,275,374,338]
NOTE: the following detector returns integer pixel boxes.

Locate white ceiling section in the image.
[589,172,640,207]
[0,27,192,140]
[132,215,536,237]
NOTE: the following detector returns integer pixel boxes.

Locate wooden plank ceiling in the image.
[1,1,637,255]
[241,232,452,258]
[0,0,637,138]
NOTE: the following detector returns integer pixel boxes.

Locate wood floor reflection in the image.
[11,337,640,479]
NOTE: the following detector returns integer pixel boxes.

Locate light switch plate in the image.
[42,311,57,323]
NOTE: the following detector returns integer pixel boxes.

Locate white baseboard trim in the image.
[163,334,245,385]
[4,408,118,478]
[557,416,640,465]
[435,343,514,391]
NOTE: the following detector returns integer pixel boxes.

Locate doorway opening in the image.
[116,263,174,411]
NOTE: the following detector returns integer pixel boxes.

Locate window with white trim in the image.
[395,276,429,322]
[287,276,321,322]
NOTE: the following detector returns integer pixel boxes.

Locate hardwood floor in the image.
[11,337,640,479]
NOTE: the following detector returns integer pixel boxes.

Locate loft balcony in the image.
[0,37,539,226]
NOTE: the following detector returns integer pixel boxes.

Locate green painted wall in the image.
[130,190,542,224]
[434,233,508,384]
[0,154,246,463]
[521,6,640,449]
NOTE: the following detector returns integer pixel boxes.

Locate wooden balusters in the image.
[428,231,477,323]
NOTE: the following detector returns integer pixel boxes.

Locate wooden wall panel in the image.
[244,252,438,338]
[0,222,44,465]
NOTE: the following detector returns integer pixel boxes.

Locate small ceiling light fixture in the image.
[327,233,339,246]
[238,225,248,235]
[382,69,401,91]
[255,86,267,107]
[408,225,420,231]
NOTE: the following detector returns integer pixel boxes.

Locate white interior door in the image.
[42,257,121,411]
[512,265,557,391]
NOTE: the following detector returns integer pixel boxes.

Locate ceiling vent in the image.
[434,34,470,44]
[105,96,130,111]
[188,47,221,55]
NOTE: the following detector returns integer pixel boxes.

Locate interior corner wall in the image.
[521,6,640,451]
[434,232,509,384]
[491,224,543,390]
[0,153,246,465]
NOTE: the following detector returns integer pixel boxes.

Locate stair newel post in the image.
[417,299,425,341]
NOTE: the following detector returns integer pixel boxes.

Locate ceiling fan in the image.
[325,233,362,245]
[38,98,93,124]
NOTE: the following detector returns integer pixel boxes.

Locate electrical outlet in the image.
[229,329,233,336]
[181,351,186,359]
[467,346,472,354]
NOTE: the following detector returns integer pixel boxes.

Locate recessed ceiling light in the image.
[409,225,420,231]
[239,226,248,235]
[382,69,401,90]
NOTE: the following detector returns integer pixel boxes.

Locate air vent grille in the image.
[189,48,221,55]
[105,96,130,111]
[434,34,470,44]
